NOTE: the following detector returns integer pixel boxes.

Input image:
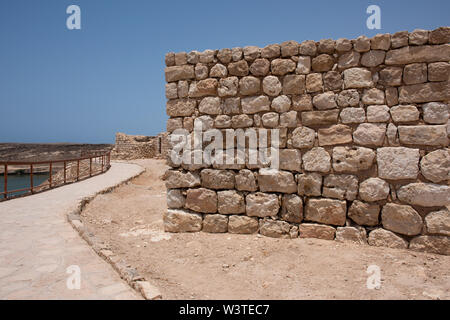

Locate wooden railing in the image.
[0,151,111,200]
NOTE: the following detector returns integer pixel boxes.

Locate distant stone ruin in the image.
[163,27,450,255]
[111,132,169,160]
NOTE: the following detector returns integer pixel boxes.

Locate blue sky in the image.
[0,0,448,143]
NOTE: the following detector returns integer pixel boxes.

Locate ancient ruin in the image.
[163,27,450,255]
[111,132,169,160]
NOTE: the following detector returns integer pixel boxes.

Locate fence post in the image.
[30,164,34,194]
[49,162,52,188]
[89,158,92,177]
[77,160,80,181]
[64,161,67,184]
[3,164,7,199]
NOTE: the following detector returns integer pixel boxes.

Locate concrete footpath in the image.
[0,162,144,299]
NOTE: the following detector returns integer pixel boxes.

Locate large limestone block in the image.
[302,147,331,173]
[409,235,450,255]
[281,194,303,223]
[335,227,367,245]
[420,149,450,183]
[164,209,202,233]
[258,169,297,193]
[279,149,302,172]
[217,190,245,214]
[368,228,409,249]
[228,215,259,234]
[390,105,420,123]
[332,146,375,173]
[203,214,228,233]
[166,99,196,117]
[164,170,201,189]
[246,192,280,217]
[235,169,258,191]
[381,203,423,236]
[185,188,217,213]
[200,169,235,189]
[399,82,449,104]
[301,110,339,126]
[165,65,195,82]
[241,95,270,114]
[343,68,373,88]
[299,223,336,240]
[167,189,185,209]
[385,44,450,65]
[297,173,322,196]
[425,210,450,236]
[188,79,218,97]
[353,123,386,146]
[377,147,420,180]
[422,102,449,124]
[318,124,352,146]
[398,125,448,146]
[259,219,293,239]
[290,126,316,149]
[322,174,358,200]
[348,200,380,226]
[359,177,390,202]
[397,183,450,207]
[305,198,347,226]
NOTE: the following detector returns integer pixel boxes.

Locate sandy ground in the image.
[81,159,450,300]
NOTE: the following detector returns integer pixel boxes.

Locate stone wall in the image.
[111,132,169,160]
[163,27,450,255]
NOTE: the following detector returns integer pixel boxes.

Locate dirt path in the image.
[81,159,450,300]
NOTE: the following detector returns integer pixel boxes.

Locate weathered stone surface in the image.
[214,115,231,128]
[410,235,450,255]
[217,190,245,214]
[243,46,260,61]
[167,118,182,133]
[318,125,352,146]
[422,102,449,124]
[409,29,429,45]
[311,54,335,72]
[201,169,234,189]
[164,209,202,233]
[362,88,385,105]
[210,64,228,78]
[391,31,409,48]
[335,227,367,244]
[303,147,331,173]
[189,79,218,97]
[235,169,258,192]
[377,147,419,180]
[203,214,228,233]
[195,115,214,130]
[379,67,403,86]
[397,183,450,207]
[353,123,386,146]
[399,82,449,104]
[185,188,217,213]
[305,198,346,226]
[262,76,282,96]
[281,40,299,57]
[318,39,335,54]
[385,87,399,106]
[231,114,253,128]
[299,40,317,56]
[428,62,449,82]
[199,49,215,63]
[390,105,419,123]
[270,95,290,113]
[166,99,196,117]
[241,95,270,114]
[283,75,305,95]
[332,146,375,173]
[340,108,366,124]
[313,92,337,110]
[261,44,280,59]
[195,63,209,80]
[165,52,175,66]
[344,68,373,88]
[217,48,232,64]
[296,56,311,74]
[305,73,323,93]
[338,51,360,69]
[165,65,195,82]
[271,59,296,76]
[354,35,371,52]
[199,97,221,115]
[359,177,390,202]
[167,189,185,209]
[292,94,313,111]
[239,76,261,96]
[361,50,385,67]
[258,169,297,193]
[323,71,343,91]
[336,38,352,52]
[281,194,303,223]
[280,111,298,128]
[246,192,280,217]
[228,60,249,76]
[368,228,409,249]
[420,149,450,183]
[249,58,270,76]
[297,173,322,196]
[425,210,450,236]
[259,219,292,239]
[218,77,239,97]
[299,223,336,240]
[398,125,448,146]
[301,110,339,126]
[348,200,380,226]
[261,112,279,128]
[164,170,201,188]
[429,27,450,44]
[382,203,423,236]
[228,215,259,234]
[386,123,399,146]
[177,81,189,98]
[323,174,358,200]
[231,47,243,61]
[290,126,315,149]
[371,33,391,50]
[165,83,178,99]
[403,63,427,85]
[386,44,450,65]
[337,89,360,107]
[366,105,390,122]
[279,149,301,172]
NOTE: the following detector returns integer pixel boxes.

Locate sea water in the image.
[0,173,49,197]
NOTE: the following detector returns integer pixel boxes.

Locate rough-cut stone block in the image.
[332,146,375,173]
[343,68,373,88]
[203,214,228,233]
[322,174,358,200]
[359,177,390,202]
[366,105,390,123]
[297,173,322,196]
[164,170,201,189]
[382,203,423,236]
[312,54,335,72]
[410,235,450,255]
[337,89,360,107]
[420,149,450,183]
[398,82,449,104]
[283,75,305,95]
[303,147,331,173]
[354,35,370,52]
[166,99,196,117]
[281,194,303,223]
[279,149,301,172]
[323,71,343,91]
[428,62,449,82]
[403,63,427,85]
[164,209,202,233]
[385,44,450,65]
[165,65,195,82]
[336,38,352,52]
[422,102,449,124]
[261,112,279,128]
[218,77,239,97]
[292,94,313,111]
[313,92,337,110]
[299,223,336,240]
[258,169,297,193]
[249,58,270,76]
[246,192,280,217]
[377,147,419,180]
[371,33,391,50]
[379,67,403,86]
[241,95,270,114]
[201,169,235,190]
[271,59,296,76]
[210,64,228,78]
[228,60,249,76]
[290,126,315,149]
[217,190,245,214]
[340,108,366,124]
[262,76,282,96]
[185,188,217,213]
[228,215,259,234]
[280,111,298,128]
[301,110,339,126]
[425,210,450,236]
[235,169,257,192]
[318,125,352,146]
[239,76,261,96]
[305,73,323,93]
[305,198,346,226]
[335,227,367,244]
[299,40,317,56]
[429,27,450,44]
[397,183,450,207]
[348,200,380,226]
[165,52,175,67]
[338,51,360,70]
[353,123,386,146]
[231,114,253,128]
[296,56,311,74]
[390,105,419,123]
[261,44,281,59]
[409,29,429,45]
[398,125,448,146]
[362,88,385,105]
[259,219,292,239]
[243,46,260,61]
[167,189,185,209]
[361,50,385,67]
[368,228,408,249]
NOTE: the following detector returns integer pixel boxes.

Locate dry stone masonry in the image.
[163,27,450,255]
[111,132,169,160]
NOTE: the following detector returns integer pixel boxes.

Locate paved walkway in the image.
[0,162,144,299]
